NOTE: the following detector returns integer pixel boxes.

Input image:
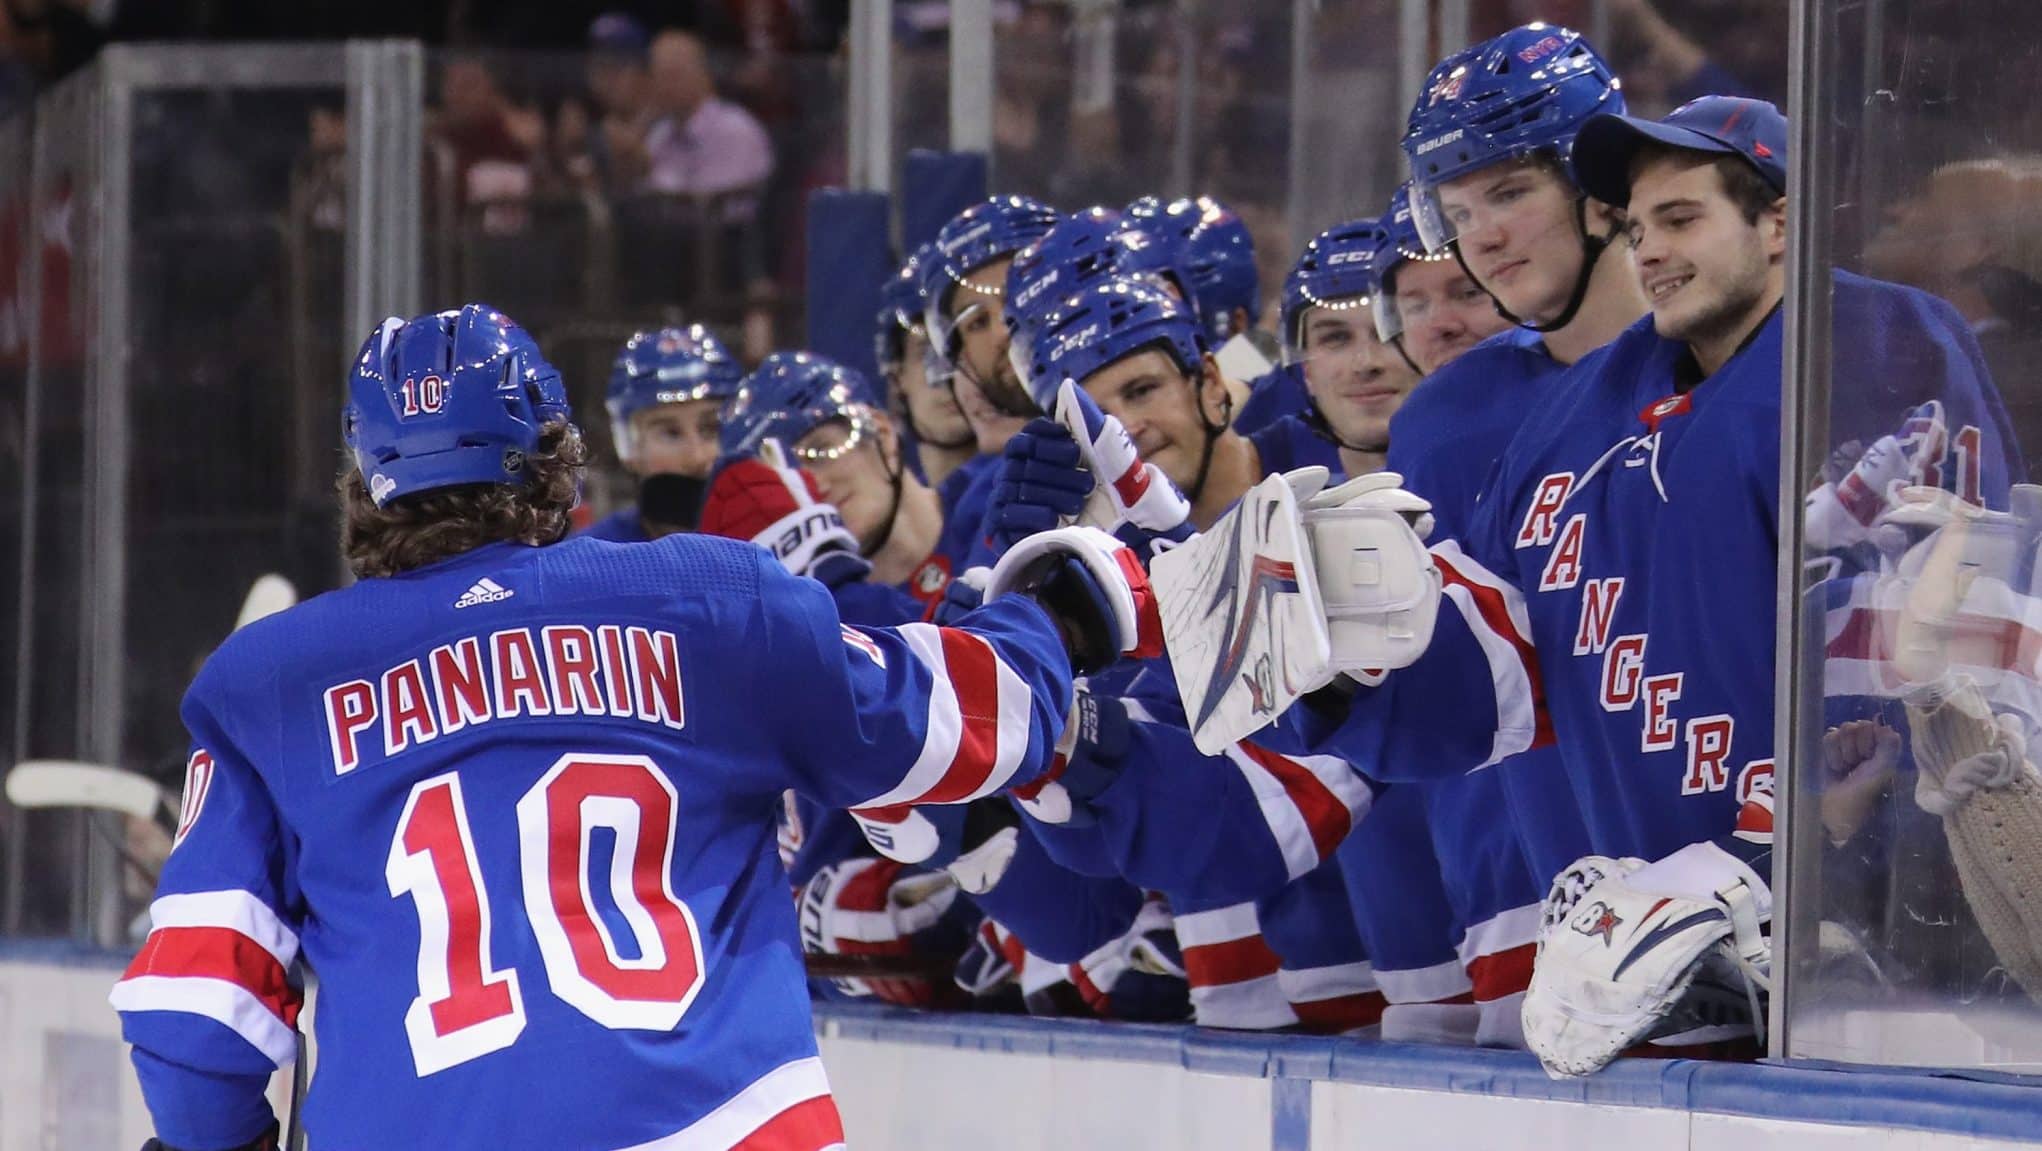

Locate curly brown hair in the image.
[340,419,590,579]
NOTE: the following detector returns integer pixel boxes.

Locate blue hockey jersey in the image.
[1386,325,1596,884]
[1285,272,2021,869]
[112,533,1072,1151]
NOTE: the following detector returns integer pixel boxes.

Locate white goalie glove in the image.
[1150,467,1440,754]
[1523,842,1772,1078]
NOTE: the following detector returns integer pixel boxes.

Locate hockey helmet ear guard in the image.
[344,302,573,507]
[605,324,743,465]
[1401,22,1625,254]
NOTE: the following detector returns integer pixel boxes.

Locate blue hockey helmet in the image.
[721,350,886,463]
[1369,184,1457,343]
[344,303,570,507]
[922,195,1060,358]
[1180,196,1261,341]
[606,324,743,464]
[1022,276,1209,414]
[876,242,935,370]
[1279,218,1388,365]
[1402,23,1625,253]
[1005,206,1126,336]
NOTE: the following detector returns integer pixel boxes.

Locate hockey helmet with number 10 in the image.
[344,303,570,507]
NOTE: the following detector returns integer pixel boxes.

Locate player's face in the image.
[1081,348,1225,494]
[630,397,722,479]
[1437,159,1589,325]
[1393,256,1511,374]
[795,409,898,549]
[1626,155,1785,351]
[1300,306,1419,447]
[951,258,1032,412]
[891,326,972,446]
[951,366,1028,455]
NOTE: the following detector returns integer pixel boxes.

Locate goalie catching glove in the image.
[1522,842,1771,1078]
[1150,467,1440,754]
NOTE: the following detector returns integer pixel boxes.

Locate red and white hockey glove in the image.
[797,856,967,1008]
[701,451,870,589]
[984,524,1164,675]
[1053,379,1195,551]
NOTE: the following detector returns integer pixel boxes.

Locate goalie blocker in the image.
[1150,468,1440,755]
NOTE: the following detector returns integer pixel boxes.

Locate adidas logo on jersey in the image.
[453,578,514,608]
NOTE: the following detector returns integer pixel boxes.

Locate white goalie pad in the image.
[1523,846,1771,1078]
[1151,468,1439,755]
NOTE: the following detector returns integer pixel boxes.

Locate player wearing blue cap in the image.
[1177,96,2020,1075]
[112,303,1167,1151]
[584,324,744,542]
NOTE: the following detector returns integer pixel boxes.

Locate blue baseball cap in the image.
[1570,95,1787,208]
[588,12,650,59]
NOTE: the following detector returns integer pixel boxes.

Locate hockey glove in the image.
[700,450,871,590]
[1523,842,1771,1078]
[1053,379,1196,551]
[929,565,988,625]
[1152,467,1439,754]
[797,856,968,1008]
[1804,400,1952,551]
[984,525,1164,675]
[983,418,1095,550]
[1011,685,1134,825]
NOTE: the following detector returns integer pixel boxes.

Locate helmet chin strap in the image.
[1301,398,1388,455]
[1456,196,1617,335]
[1388,335,1425,378]
[1183,378,1235,506]
[862,436,908,559]
[897,394,977,452]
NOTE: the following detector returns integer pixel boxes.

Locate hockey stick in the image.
[802,953,958,980]
[4,760,176,827]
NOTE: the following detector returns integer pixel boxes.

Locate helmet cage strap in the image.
[1457,193,1616,335]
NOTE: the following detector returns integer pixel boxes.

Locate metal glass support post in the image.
[344,41,424,356]
[1287,0,1314,259]
[848,0,895,195]
[1770,0,1838,1062]
[1398,0,1430,113]
[949,0,993,157]
[1170,0,1199,196]
[1439,0,1471,53]
[5,114,45,936]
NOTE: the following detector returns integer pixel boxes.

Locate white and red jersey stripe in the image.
[1371,956,1473,1007]
[1174,902,1294,1030]
[1431,540,1552,766]
[849,621,1037,817]
[1457,902,1540,1005]
[1279,959,1385,1034]
[1223,742,1373,883]
[108,890,304,1066]
[618,1056,844,1151]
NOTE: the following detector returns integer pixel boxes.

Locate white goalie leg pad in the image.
[1151,469,1439,755]
[1522,845,1770,1079]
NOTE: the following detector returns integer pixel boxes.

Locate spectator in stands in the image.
[1866,157,2042,465]
[584,11,656,196]
[435,56,543,234]
[640,28,774,201]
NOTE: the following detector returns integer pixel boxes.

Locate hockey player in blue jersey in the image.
[1162,95,2020,1076]
[583,323,744,542]
[877,244,980,493]
[109,303,1163,1151]
[716,352,958,612]
[923,195,1061,459]
[1372,183,1514,378]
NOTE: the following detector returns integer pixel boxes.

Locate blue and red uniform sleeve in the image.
[761,554,1074,814]
[110,687,300,1151]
